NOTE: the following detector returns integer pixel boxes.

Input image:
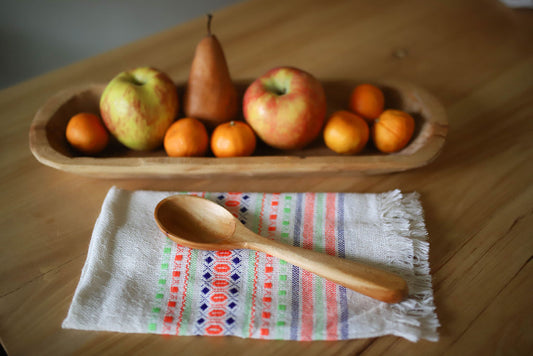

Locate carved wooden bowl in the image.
[29,80,448,178]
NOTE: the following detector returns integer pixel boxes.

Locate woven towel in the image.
[62,187,439,342]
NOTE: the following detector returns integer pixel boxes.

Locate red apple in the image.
[100,67,179,151]
[242,66,327,150]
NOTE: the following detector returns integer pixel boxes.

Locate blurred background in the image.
[0,0,243,90]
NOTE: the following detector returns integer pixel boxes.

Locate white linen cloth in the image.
[63,187,439,342]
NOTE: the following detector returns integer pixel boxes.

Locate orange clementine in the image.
[349,83,385,121]
[211,121,256,158]
[163,117,209,157]
[323,110,369,154]
[372,109,415,153]
[65,112,109,155]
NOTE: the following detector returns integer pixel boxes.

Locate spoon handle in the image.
[239,226,408,303]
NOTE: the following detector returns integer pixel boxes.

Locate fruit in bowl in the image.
[65,112,109,155]
[372,109,415,153]
[323,110,369,155]
[29,77,448,178]
[163,117,209,157]
[183,14,239,128]
[210,120,256,158]
[100,67,179,151]
[349,83,385,121]
[243,66,327,150]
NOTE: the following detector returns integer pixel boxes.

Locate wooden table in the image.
[1,0,532,354]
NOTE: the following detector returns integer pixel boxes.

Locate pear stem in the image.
[206,13,213,35]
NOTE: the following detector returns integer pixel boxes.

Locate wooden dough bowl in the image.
[29,80,448,178]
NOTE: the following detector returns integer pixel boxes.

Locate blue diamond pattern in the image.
[193,227,245,336]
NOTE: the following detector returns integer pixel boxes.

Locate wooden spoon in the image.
[154,194,408,303]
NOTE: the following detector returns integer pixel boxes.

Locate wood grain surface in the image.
[1,0,532,355]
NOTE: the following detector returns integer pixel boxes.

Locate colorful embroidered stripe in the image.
[167,192,202,336]
[148,236,173,333]
[313,192,326,340]
[274,194,292,339]
[289,193,304,339]
[325,193,339,339]
[148,192,352,340]
[247,193,266,337]
[259,193,280,338]
[176,247,192,334]
[300,193,315,340]
[177,246,199,334]
[337,193,349,339]
[195,192,245,336]
[161,243,186,334]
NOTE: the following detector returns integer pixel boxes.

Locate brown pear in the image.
[184,14,238,128]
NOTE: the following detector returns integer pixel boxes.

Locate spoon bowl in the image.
[155,195,242,249]
[154,194,409,303]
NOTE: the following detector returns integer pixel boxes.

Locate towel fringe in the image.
[378,190,440,342]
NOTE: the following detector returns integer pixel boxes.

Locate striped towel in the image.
[62,187,439,342]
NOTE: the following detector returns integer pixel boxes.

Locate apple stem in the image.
[206,13,213,35]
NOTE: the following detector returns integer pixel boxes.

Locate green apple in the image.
[100,67,179,151]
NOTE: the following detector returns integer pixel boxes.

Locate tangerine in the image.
[65,112,109,155]
[163,117,209,157]
[349,83,385,121]
[211,121,256,158]
[372,109,415,153]
[323,110,369,154]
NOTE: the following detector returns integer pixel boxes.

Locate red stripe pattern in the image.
[259,194,280,338]
[324,193,338,339]
[300,193,316,340]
